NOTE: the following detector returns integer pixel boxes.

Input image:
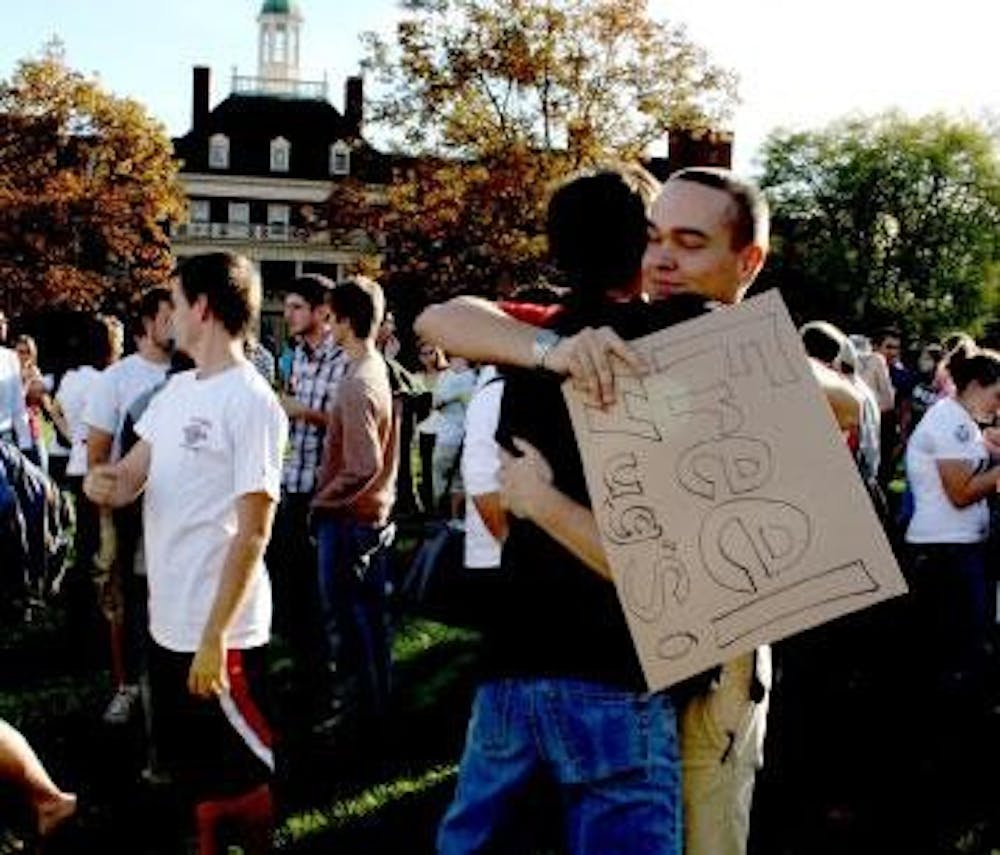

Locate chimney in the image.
[345,76,363,135]
[667,128,733,174]
[192,66,210,134]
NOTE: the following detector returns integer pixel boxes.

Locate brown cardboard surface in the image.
[564,290,907,691]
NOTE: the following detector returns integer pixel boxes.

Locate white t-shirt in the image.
[432,367,477,447]
[462,367,504,569]
[57,366,102,476]
[0,347,31,448]
[905,396,991,544]
[84,354,169,460]
[136,362,288,652]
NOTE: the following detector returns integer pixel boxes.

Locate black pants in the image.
[149,643,272,802]
[265,493,327,707]
[418,432,436,515]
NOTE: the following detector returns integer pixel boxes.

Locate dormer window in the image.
[209,134,230,169]
[329,140,350,176]
[270,136,290,172]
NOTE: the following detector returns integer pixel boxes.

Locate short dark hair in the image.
[176,252,261,337]
[546,168,650,296]
[287,274,334,308]
[872,327,901,346]
[328,277,385,340]
[82,314,119,370]
[668,167,770,251]
[946,343,1000,393]
[129,286,172,342]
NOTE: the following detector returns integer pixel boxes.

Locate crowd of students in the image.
[0,162,998,854]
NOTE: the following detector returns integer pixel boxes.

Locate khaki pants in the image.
[681,651,770,855]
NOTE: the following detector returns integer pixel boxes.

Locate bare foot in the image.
[36,792,77,836]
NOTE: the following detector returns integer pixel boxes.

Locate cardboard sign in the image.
[564,290,907,691]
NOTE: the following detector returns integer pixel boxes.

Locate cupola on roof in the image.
[260,0,299,14]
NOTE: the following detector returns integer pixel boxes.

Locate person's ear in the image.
[737,243,765,286]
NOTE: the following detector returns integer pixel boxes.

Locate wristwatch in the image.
[531,329,562,370]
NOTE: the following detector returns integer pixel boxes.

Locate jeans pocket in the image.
[553,685,659,784]
[469,681,516,759]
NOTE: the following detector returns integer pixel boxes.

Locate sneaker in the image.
[102,685,141,725]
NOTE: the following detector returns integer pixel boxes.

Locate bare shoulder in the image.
[810,360,863,430]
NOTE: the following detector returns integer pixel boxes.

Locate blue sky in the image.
[1,0,996,172]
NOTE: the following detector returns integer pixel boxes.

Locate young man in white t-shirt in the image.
[84,288,173,724]
[85,252,288,855]
[85,288,173,464]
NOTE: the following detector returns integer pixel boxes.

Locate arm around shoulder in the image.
[415,297,540,366]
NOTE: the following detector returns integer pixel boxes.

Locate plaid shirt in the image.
[281,332,347,494]
[244,339,276,387]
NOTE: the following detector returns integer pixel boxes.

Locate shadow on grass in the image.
[7,593,1000,854]
[0,606,482,854]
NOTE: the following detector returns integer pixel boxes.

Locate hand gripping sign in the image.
[564,290,906,692]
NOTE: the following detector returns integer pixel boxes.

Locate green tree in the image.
[0,43,185,315]
[347,0,736,299]
[757,112,1000,339]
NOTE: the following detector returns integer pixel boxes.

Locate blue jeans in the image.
[315,517,393,720]
[438,678,681,855]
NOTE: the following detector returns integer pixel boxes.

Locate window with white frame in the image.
[329,140,351,176]
[189,199,210,223]
[208,134,230,169]
[228,202,250,224]
[270,137,290,173]
[267,204,290,239]
[227,201,250,237]
[275,24,287,63]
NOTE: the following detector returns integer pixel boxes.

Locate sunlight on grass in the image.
[392,618,477,666]
[275,764,457,847]
[0,674,107,723]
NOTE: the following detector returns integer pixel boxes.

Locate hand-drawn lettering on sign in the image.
[620,550,701,662]
[650,311,801,391]
[566,292,907,691]
[600,452,662,546]
[621,552,690,623]
[584,375,662,441]
[699,498,811,594]
[677,436,772,500]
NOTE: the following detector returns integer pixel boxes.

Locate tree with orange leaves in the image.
[0,43,185,315]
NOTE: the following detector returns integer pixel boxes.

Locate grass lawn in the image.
[4,576,1000,853]
[0,597,480,854]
